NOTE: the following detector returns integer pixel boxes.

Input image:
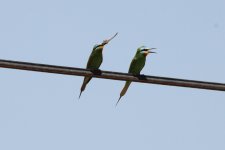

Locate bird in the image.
[79,33,118,99]
[116,46,156,105]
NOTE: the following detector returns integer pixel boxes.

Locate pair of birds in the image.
[79,33,156,105]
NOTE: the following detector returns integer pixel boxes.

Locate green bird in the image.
[79,33,118,98]
[116,46,156,105]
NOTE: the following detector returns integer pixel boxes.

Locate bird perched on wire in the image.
[79,33,118,98]
[116,46,156,105]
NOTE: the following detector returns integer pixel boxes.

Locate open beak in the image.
[148,48,157,54]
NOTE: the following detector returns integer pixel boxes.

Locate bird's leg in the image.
[134,74,147,80]
[90,69,102,75]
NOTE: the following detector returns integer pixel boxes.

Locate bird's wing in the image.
[86,51,103,69]
[86,54,93,68]
[128,57,137,73]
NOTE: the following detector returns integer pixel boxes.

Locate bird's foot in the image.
[134,74,147,80]
[90,69,102,75]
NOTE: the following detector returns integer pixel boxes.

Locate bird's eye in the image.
[93,44,101,50]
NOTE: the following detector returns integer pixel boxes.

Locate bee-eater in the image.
[79,33,118,98]
[116,46,156,105]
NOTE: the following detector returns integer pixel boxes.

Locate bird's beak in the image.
[148,48,157,54]
[101,40,108,46]
[101,32,118,45]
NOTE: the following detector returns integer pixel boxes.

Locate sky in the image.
[0,0,225,150]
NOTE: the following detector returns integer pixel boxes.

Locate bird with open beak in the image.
[116,46,156,105]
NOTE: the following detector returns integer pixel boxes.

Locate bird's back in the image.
[86,50,103,69]
[128,55,146,75]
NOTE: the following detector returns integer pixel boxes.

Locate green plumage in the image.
[128,51,146,75]
[86,45,103,69]
[116,46,155,105]
[79,45,103,98]
[78,33,118,99]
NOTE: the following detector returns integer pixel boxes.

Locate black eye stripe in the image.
[94,44,102,50]
[141,49,148,51]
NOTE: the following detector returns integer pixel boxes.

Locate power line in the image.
[0,59,225,92]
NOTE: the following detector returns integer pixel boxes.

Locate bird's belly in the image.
[130,60,145,75]
[89,56,103,69]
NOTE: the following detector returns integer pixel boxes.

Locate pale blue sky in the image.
[0,0,225,150]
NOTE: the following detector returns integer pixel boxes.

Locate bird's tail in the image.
[79,77,92,99]
[116,81,131,106]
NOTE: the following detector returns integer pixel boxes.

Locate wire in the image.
[0,59,225,92]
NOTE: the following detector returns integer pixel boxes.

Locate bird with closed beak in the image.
[79,33,118,98]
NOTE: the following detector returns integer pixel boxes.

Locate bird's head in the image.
[92,33,118,51]
[137,46,156,56]
[92,43,105,51]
